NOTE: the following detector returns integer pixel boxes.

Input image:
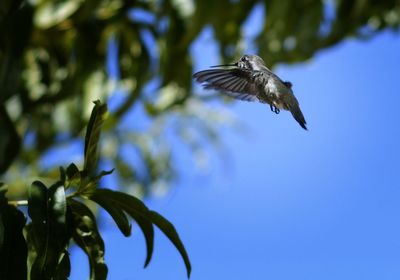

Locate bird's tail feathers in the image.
[289,104,307,130]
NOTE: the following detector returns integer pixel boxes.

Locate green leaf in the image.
[79,168,114,194]
[89,191,132,237]
[87,189,154,267]
[65,163,81,189]
[48,182,68,239]
[87,188,191,274]
[149,211,191,278]
[0,188,27,280]
[83,100,108,177]
[24,224,38,279]
[68,199,107,280]
[0,184,7,248]
[66,163,80,178]
[28,181,48,251]
[0,106,21,174]
[93,168,114,181]
[28,181,69,280]
[54,250,71,280]
[59,166,66,184]
[34,0,83,29]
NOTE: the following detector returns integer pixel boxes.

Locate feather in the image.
[193,68,269,102]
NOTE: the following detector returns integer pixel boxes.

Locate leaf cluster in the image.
[1,0,399,198]
[0,101,191,279]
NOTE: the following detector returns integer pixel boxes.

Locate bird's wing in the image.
[193,68,267,102]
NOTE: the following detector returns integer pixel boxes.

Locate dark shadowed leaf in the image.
[89,191,132,237]
[65,163,81,189]
[54,250,71,280]
[59,166,66,184]
[0,106,21,174]
[27,181,48,250]
[88,189,154,267]
[69,199,107,280]
[149,211,191,278]
[28,181,69,280]
[83,100,108,176]
[0,186,27,280]
[24,224,37,279]
[0,183,6,248]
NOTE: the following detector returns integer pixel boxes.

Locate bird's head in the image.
[237,54,266,71]
[210,54,267,71]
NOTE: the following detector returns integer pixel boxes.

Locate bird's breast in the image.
[263,80,292,109]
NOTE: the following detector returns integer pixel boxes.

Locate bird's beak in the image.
[210,62,237,68]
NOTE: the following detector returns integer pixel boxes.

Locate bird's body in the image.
[193,54,307,130]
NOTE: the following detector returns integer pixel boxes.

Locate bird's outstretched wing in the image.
[193,68,267,102]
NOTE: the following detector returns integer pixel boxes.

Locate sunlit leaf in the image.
[83,100,108,177]
[34,0,83,29]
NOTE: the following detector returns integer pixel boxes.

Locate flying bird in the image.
[193,54,307,130]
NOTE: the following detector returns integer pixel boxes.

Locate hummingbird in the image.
[193,54,307,130]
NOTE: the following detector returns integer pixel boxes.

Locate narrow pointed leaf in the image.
[149,211,191,278]
[66,163,81,189]
[83,100,108,176]
[68,199,107,280]
[89,192,132,237]
[79,169,114,194]
[88,189,154,267]
[93,169,114,182]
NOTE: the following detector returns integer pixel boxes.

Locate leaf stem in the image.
[8,200,28,206]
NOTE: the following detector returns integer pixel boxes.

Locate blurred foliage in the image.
[0,101,191,279]
[1,0,399,197]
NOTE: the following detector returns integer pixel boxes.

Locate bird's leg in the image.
[270,104,280,114]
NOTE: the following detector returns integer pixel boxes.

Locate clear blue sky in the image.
[71,8,400,280]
